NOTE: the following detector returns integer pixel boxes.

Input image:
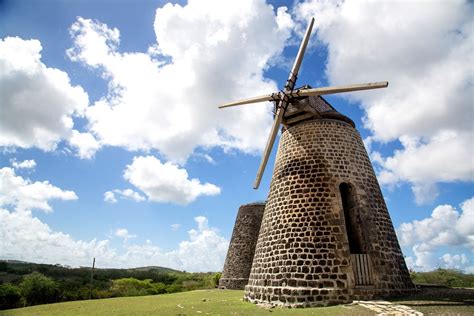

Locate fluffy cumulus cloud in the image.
[67,0,294,162]
[0,37,91,153]
[10,159,36,170]
[295,1,474,203]
[121,216,228,271]
[69,130,100,159]
[397,197,474,272]
[373,132,473,204]
[114,228,137,241]
[0,162,228,271]
[124,156,220,205]
[0,208,228,271]
[103,188,145,203]
[0,167,77,212]
[0,209,116,267]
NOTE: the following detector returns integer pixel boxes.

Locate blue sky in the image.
[0,0,472,272]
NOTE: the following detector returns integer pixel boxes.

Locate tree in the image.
[0,284,22,310]
[213,272,222,288]
[20,272,59,306]
[0,261,8,272]
[110,278,155,297]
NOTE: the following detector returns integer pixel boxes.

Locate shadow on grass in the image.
[391,286,474,311]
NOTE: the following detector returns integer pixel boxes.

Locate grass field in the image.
[2,288,473,315]
[1,290,372,316]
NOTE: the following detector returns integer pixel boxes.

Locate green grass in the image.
[3,288,473,315]
[1,290,372,316]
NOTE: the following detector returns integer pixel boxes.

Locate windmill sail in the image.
[218,18,388,190]
[218,82,388,109]
[293,81,388,97]
[253,17,315,189]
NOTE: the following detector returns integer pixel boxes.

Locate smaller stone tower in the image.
[219,202,266,289]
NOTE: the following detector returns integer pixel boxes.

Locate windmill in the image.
[219,18,387,190]
[219,18,414,307]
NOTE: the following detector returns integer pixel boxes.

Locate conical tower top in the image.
[282,87,355,127]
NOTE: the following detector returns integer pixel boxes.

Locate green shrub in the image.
[110,278,156,297]
[20,272,59,306]
[0,283,22,310]
[151,282,168,295]
[411,268,474,287]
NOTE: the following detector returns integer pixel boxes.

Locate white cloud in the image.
[10,159,36,170]
[168,216,229,271]
[0,208,116,267]
[295,1,474,203]
[376,132,474,204]
[67,1,294,162]
[0,37,89,151]
[0,167,77,213]
[121,216,229,272]
[115,228,137,241]
[124,156,220,205]
[457,198,474,243]
[0,208,228,271]
[171,223,181,231]
[0,162,226,271]
[69,130,100,159]
[104,189,146,203]
[397,197,474,272]
[103,191,117,203]
[440,253,470,271]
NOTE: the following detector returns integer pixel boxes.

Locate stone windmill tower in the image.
[218,18,414,307]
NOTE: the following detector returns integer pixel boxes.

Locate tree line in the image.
[0,261,221,310]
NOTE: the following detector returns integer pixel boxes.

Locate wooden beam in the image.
[291,101,322,118]
[284,112,315,125]
[292,81,388,98]
[253,105,285,189]
[218,82,388,109]
[218,93,277,108]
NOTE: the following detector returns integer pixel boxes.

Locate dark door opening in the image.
[340,183,364,254]
[340,183,373,286]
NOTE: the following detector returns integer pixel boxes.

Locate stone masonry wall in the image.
[219,202,266,289]
[244,119,413,307]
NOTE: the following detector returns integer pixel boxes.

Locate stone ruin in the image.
[220,96,414,307]
[219,202,265,290]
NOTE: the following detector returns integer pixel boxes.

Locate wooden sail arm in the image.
[218,82,388,109]
[293,81,388,98]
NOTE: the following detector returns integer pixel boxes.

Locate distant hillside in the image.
[0,260,181,275]
[126,266,181,274]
